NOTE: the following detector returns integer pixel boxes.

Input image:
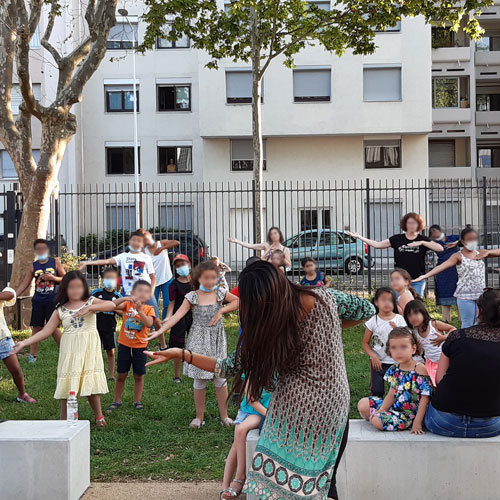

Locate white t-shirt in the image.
[114,252,155,296]
[145,242,172,286]
[0,287,16,341]
[414,321,443,363]
[365,313,407,364]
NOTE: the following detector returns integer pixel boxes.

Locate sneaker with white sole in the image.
[28,355,37,364]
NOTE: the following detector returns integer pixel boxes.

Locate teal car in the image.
[283,229,371,274]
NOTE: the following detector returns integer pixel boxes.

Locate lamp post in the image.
[118,8,140,227]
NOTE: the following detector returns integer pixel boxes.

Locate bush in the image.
[60,246,93,271]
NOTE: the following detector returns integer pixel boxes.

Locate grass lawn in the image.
[0,302,458,481]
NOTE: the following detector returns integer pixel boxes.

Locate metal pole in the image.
[482,176,488,287]
[365,178,372,291]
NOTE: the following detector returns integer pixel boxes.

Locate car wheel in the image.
[345,257,363,275]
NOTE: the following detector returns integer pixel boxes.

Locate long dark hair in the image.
[391,268,419,299]
[404,299,432,333]
[478,289,500,327]
[233,260,318,402]
[372,287,398,314]
[267,226,284,244]
[55,270,90,307]
[191,260,220,290]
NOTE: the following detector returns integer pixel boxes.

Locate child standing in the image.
[149,261,239,428]
[220,385,272,499]
[362,287,407,397]
[358,327,432,434]
[0,286,36,403]
[13,271,112,425]
[166,254,193,383]
[300,257,327,287]
[210,256,231,290]
[404,300,455,385]
[108,280,156,411]
[15,238,65,363]
[91,267,122,381]
[391,268,418,315]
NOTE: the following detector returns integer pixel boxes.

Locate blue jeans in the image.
[425,403,500,438]
[457,298,478,328]
[412,279,426,297]
[146,296,160,319]
[154,278,173,320]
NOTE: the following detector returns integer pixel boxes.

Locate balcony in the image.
[478,3,500,23]
[433,107,472,124]
[476,110,500,125]
[475,50,500,66]
[431,27,471,64]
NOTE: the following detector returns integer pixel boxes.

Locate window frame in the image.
[105,85,140,113]
[428,140,456,168]
[106,203,137,232]
[432,76,469,109]
[230,139,267,172]
[155,22,191,49]
[106,22,138,50]
[363,65,402,102]
[157,145,193,174]
[105,146,141,176]
[293,67,332,103]
[364,139,402,169]
[225,69,263,104]
[156,84,191,112]
[478,147,500,168]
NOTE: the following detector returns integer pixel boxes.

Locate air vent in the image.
[481,131,499,135]
[446,68,465,72]
[479,71,498,75]
[447,129,465,133]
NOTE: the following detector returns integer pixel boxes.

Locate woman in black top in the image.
[424,289,500,438]
[348,212,443,296]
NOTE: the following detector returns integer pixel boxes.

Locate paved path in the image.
[83,482,229,500]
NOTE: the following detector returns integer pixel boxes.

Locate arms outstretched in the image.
[12,311,61,354]
[228,237,267,252]
[147,298,192,341]
[79,257,117,271]
[145,347,216,372]
[412,252,461,282]
[347,232,391,250]
[407,240,443,253]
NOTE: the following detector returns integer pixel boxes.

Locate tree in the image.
[0,0,118,288]
[142,0,490,242]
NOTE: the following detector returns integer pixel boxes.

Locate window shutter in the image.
[226,71,252,99]
[363,67,402,101]
[293,69,331,99]
[429,142,455,168]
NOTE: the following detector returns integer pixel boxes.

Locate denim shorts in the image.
[235,409,252,425]
[0,336,14,360]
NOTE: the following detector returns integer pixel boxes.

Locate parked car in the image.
[283,229,372,275]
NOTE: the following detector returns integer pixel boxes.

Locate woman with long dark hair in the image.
[228,226,292,268]
[145,260,375,499]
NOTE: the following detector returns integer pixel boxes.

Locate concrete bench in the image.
[0,420,90,500]
[246,419,500,500]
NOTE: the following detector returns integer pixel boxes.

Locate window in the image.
[478,147,500,168]
[300,209,331,231]
[320,231,343,247]
[107,22,138,50]
[293,68,331,102]
[374,21,401,32]
[432,77,469,108]
[156,22,190,48]
[0,150,39,178]
[308,1,331,10]
[431,27,454,48]
[226,69,258,104]
[106,147,140,175]
[106,204,136,231]
[367,201,402,241]
[363,66,402,101]
[157,85,191,111]
[30,24,41,48]
[477,93,500,111]
[429,201,461,232]
[230,139,266,171]
[364,140,401,168]
[429,141,455,168]
[159,204,193,230]
[158,146,193,173]
[476,35,500,52]
[105,85,139,112]
[11,84,41,115]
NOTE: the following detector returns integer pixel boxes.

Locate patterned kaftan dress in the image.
[215,287,375,499]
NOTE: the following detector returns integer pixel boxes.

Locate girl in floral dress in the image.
[358,327,432,434]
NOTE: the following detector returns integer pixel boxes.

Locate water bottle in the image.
[67,391,78,426]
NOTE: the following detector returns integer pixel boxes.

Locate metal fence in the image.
[3,177,500,291]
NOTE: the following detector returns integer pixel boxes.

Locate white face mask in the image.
[435,232,445,241]
[464,240,478,252]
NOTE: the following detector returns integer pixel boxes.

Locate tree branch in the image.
[28,0,44,35]
[41,0,63,65]
[260,0,281,78]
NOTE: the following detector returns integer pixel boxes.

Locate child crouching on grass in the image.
[220,385,271,499]
[358,327,432,434]
[107,280,156,412]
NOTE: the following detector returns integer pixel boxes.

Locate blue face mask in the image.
[200,284,217,293]
[36,253,49,261]
[102,278,117,290]
[176,265,190,277]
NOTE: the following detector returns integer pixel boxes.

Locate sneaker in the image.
[159,346,168,351]
[108,377,115,382]
[16,392,36,403]
[28,355,36,364]
[173,377,182,384]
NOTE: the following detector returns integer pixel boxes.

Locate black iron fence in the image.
[2,177,500,291]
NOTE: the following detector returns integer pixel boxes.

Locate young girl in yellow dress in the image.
[13,271,113,426]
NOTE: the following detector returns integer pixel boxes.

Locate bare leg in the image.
[173,358,181,379]
[87,394,103,418]
[370,414,384,431]
[357,398,371,420]
[215,384,229,421]
[3,354,26,396]
[30,326,42,357]
[52,328,62,347]
[133,373,145,403]
[222,444,238,490]
[60,399,67,420]
[157,328,167,349]
[194,388,206,421]
[234,415,261,483]
[113,372,128,403]
[441,305,452,323]
[106,348,115,379]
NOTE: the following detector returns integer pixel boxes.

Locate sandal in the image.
[16,392,36,404]
[95,415,107,427]
[220,479,245,499]
[133,402,144,410]
[221,417,235,427]
[189,418,205,429]
[106,402,122,412]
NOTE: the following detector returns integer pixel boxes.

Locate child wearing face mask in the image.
[91,267,122,381]
[148,260,239,428]
[165,254,193,383]
[414,226,497,328]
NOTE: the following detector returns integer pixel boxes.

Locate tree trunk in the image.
[250,7,264,244]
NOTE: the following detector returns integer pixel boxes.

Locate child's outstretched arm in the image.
[78,257,117,271]
[413,253,460,282]
[74,297,115,318]
[361,328,382,371]
[12,311,61,354]
[147,299,191,341]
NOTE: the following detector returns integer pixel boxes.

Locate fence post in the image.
[5,190,18,286]
[252,180,257,250]
[365,178,372,291]
[482,176,488,287]
[139,181,144,228]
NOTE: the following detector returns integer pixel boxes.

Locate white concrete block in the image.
[246,420,500,500]
[0,420,90,500]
